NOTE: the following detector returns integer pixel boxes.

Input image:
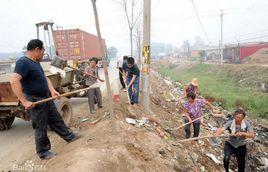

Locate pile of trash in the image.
[122,69,268,172]
[150,70,184,114]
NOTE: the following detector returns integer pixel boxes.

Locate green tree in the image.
[107,46,118,60]
[199,50,205,64]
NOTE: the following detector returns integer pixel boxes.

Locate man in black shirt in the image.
[124,57,140,105]
[10,39,80,160]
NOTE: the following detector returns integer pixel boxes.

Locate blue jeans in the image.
[126,75,140,104]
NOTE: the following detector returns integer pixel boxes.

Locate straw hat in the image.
[191,78,198,86]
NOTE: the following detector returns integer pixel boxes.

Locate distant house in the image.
[191,50,200,58]
[223,42,268,63]
[0,61,15,74]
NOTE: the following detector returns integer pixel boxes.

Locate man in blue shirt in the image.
[10,39,80,160]
[124,57,140,105]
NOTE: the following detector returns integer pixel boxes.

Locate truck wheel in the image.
[54,97,73,126]
[0,117,15,130]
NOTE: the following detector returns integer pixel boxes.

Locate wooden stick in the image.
[169,113,212,131]
[117,68,131,105]
[68,65,98,79]
[173,134,235,144]
[33,84,100,106]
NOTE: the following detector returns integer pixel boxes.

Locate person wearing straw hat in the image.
[184,78,199,96]
[214,109,255,172]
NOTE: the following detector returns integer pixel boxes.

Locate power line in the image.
[224,29,268,41]
[239,35,268,41]
[190,0,211,44]
[223,35,268,44]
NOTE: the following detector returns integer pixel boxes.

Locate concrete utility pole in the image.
[220,9,223,65]
[91,0,116,133]
[141,0,151,113]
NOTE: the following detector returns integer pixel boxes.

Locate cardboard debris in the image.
[206,153,221,164]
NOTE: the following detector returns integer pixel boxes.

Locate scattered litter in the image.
[136,117,149,126]
[163,79,173,86]
[261,157,268,167]
[126,118,137,125]
[80,118,90,123]
[207,123,217,132]
[206,153,221,164]
[200,166,205,172]
[211,137,222,147]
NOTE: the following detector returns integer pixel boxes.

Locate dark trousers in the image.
[224,142,247,172]
[126,75,140,104]
[87,87,102,112]
[26,95,75,158]
[184,119,201,138]
[119,67,126,89]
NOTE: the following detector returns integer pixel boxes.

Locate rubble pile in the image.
[125,69,268,172]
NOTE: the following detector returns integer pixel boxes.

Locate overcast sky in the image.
[0,0,268,55]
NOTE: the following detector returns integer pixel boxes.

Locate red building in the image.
[223,42,268,63]
[54,29,106,60]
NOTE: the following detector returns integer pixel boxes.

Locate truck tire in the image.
[0,116,15,130]
[54,97,73,126]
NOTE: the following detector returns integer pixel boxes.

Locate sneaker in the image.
[98,106,103,109]
[40,151,56,160]
[90,110,96,114]
[67,133,81,143]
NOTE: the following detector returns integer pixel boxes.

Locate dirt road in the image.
[0,61,118,171]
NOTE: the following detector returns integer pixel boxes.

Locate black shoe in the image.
[67,133,81,143]
[98,106,103,109]
[40,151,56,160]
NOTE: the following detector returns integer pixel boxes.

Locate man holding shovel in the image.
[124,57,140,105]
[84,57,105,114]
[10,39,80,160]
[214,109,255,172]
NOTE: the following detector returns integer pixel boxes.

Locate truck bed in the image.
[0,62,75,103]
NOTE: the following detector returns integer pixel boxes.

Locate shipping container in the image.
[54,29,106,61]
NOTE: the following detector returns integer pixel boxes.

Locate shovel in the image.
[164,112,212,133]
[172,134,235,146]
[32,83,101,106]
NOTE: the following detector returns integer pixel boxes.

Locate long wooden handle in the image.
[118,68,126,78]
[117,68,131,105]
[174,134,235,144]
[68,66,98,79]
[33,85,97,106]
[171,113,212,131]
